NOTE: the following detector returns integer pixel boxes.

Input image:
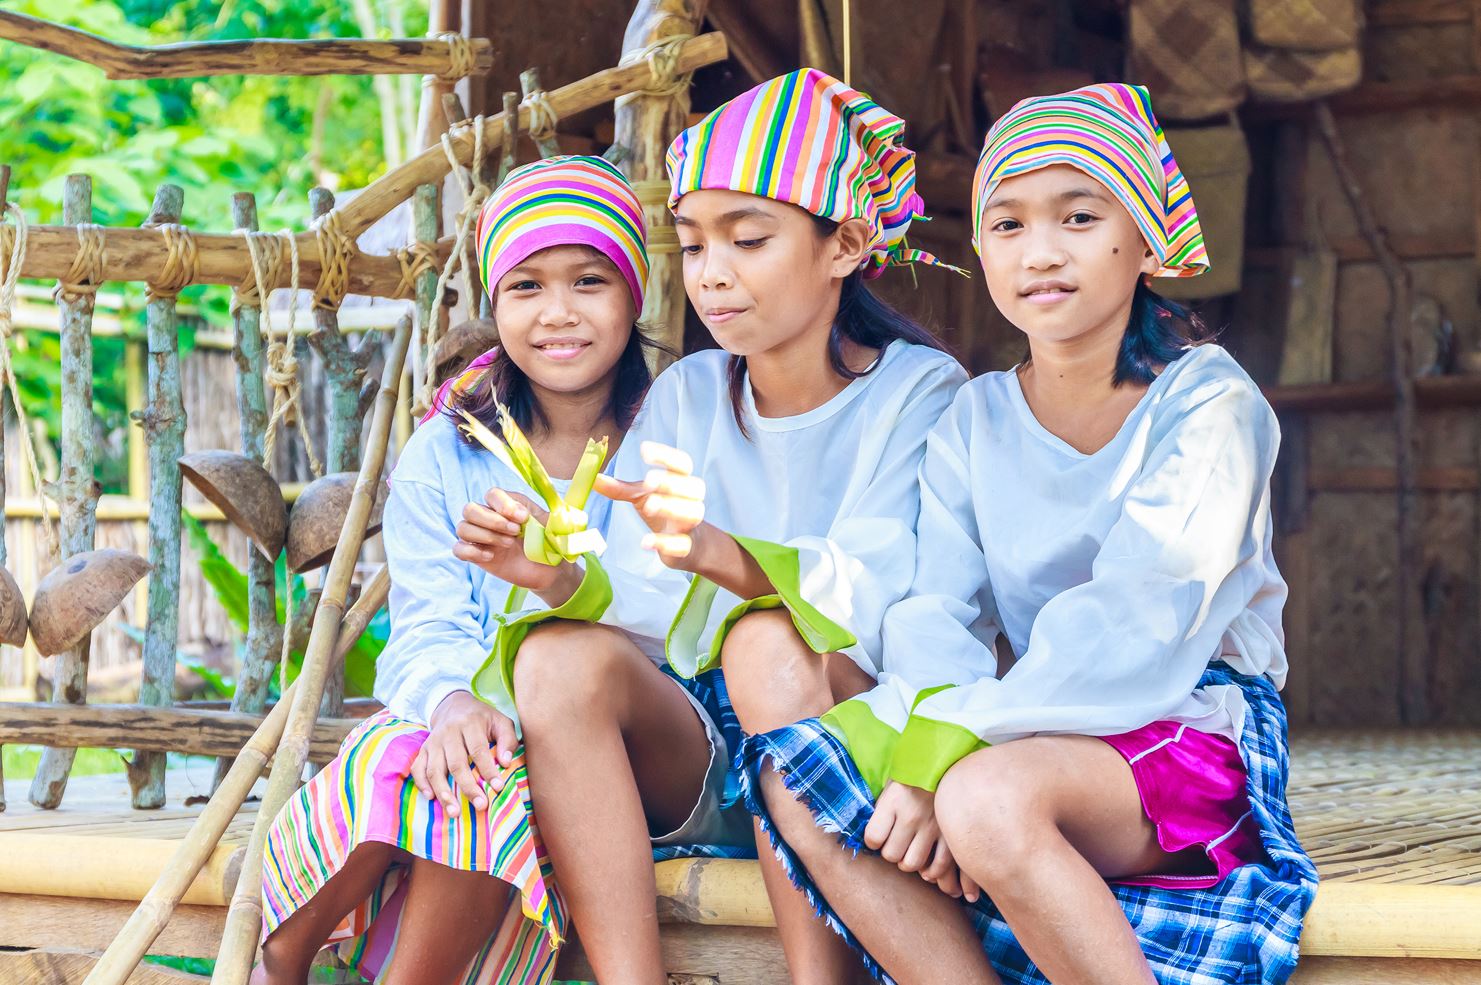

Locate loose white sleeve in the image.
[373,475,498,726]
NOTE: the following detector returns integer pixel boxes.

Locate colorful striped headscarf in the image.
[973,83,1209,278]
[666,68,957,278]
[476,154,649,310]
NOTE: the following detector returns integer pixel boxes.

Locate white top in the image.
[597,340,968,676]
[844,344,1286,784]
[374,411,611,726]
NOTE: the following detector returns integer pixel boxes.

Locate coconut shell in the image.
[0,565,28,647]
[432,318,500,384]
[286,472,387,573]
[29,549,151,656]
[179,450,288,561]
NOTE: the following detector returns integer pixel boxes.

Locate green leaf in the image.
[183,513,250,633]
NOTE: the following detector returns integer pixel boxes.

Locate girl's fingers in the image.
[921,840,955,883]
[452,539,517,565]
[899,830,935,873]
[445,738,487,812]
[409,750,433,800]
[483,487,530,523]
[641,532,692,558]
[491,717,518,768]
[640,440,693,476]
[467,500,524,533]
[424,746,455,808]
[640,493,705,528]
[642,470,706,500]
[466,724,501,787]
[935,867,963,899]
[961,868,982,904]
[862,808,894,853]
[594,474,645,503]
[879,818,917,865]
[457,514,519,543]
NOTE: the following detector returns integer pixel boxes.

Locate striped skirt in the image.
[261,711,565,985]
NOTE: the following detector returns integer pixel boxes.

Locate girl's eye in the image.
[507,280,539,292]
[735,237,768,249]
[991,219,1021,233]
[1066,212,1098,225]
[575,275,608,287]
[680,244,702,256]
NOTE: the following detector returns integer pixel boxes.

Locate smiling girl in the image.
[255,155,659,985]
[455,69,967,984]
[735,83,1317,985]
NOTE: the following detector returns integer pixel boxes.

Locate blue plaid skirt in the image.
[737,665,1318,984]
[653,666,757,864]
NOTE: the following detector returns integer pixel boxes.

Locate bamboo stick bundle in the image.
[331,32,729,240]
[128,184,192,809]
[81,565,390,985]
[212,193,282,791]
[210,315,411,985]
[30,174,104,809]
[614,0,707,363]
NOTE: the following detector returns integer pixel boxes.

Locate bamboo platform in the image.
[2,730,1480,983]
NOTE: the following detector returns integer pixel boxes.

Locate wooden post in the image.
[614,0,707,363]
[520,68,564,159]
[30,174,102,809]
[210,317,410,985]
[411,183,441,414]
[211,194,282,791]
[127,184,189,809]
[1,165,9,570]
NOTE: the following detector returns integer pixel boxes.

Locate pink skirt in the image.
[1098,721,1263,890]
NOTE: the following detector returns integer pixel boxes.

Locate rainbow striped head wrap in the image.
[476,154,649,310]
[665,68,958,279]
[973,83,1208,279]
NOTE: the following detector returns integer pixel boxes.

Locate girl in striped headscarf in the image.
[254,155,664,985]
[457,68,967,982]
[733,83,1316,985]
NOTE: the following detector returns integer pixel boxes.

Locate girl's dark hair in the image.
[724,214,948,433]
[1115,280,1218,386]
[446,326,671,438]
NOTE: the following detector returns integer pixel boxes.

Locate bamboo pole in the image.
[0,11,494,80]
[127,184,190,809]
[614,0,707,363]
[211,316,411,985]
[30,174,102,809]
[8,222,441,299]
[82,567,389,985]
[212,193,282,792]
[330,32,728,240]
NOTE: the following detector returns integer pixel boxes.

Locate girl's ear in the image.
[1138,245,1160,277]
[828,217,874,278]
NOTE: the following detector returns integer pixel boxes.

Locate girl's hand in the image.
[410,690,518,813]
[919,838,983,903]
[595,441,709,568]
[454,488,566,592]
[865,781,978,897]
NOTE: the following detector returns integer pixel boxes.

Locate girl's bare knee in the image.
[513,623,630,727]
[937,750,1047,877]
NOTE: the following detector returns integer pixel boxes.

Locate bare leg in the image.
[761,766,1001,985]
[515,622,714,985]
[256,842,403,985]
[935,736,1197,985]
[722,609,900,985]
[379,857,514,985]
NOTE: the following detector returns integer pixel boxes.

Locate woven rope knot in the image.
[231,229,282,312]
[311,211,353,311]
[145,222,199,302]
[524,89,560,143]
[53,223,106,307]
[617,33,695,103]
[393,241,438,301]
[433,31,475,82]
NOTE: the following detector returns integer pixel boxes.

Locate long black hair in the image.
[724,214,948,433]
[1114,280,1218,386]
[446,325,671,439]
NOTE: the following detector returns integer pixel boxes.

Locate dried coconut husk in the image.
[286,472,387,573]
[29,549,151,656]
[0,565,28,647]
[178,450,288,562]
[432,317,499,384]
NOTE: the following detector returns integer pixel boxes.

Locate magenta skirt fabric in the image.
[1098,720,1263,889]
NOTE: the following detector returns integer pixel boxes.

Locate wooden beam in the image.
[331,31,729,240]
[0,894,225,959]
[1263,374,1481,412]
[0,702,356,761]
[1247,229,1475,266]
[0,11,494,79]
[0,834,241,906]
[1369,0,1470,27]
[1247,74,1481,119]
[1309,467,1481,492]
[703,4,784,83]
[10,224,448,301]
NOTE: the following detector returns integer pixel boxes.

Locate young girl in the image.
[737,83,1318,985]
[255,154,657,985]
[455,69,967,984]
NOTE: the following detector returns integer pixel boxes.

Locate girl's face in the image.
[492,245,635,395]
[673,189,869,358]
[978,164,1158,348]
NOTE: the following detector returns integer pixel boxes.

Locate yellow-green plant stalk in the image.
[457,407,608,565]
